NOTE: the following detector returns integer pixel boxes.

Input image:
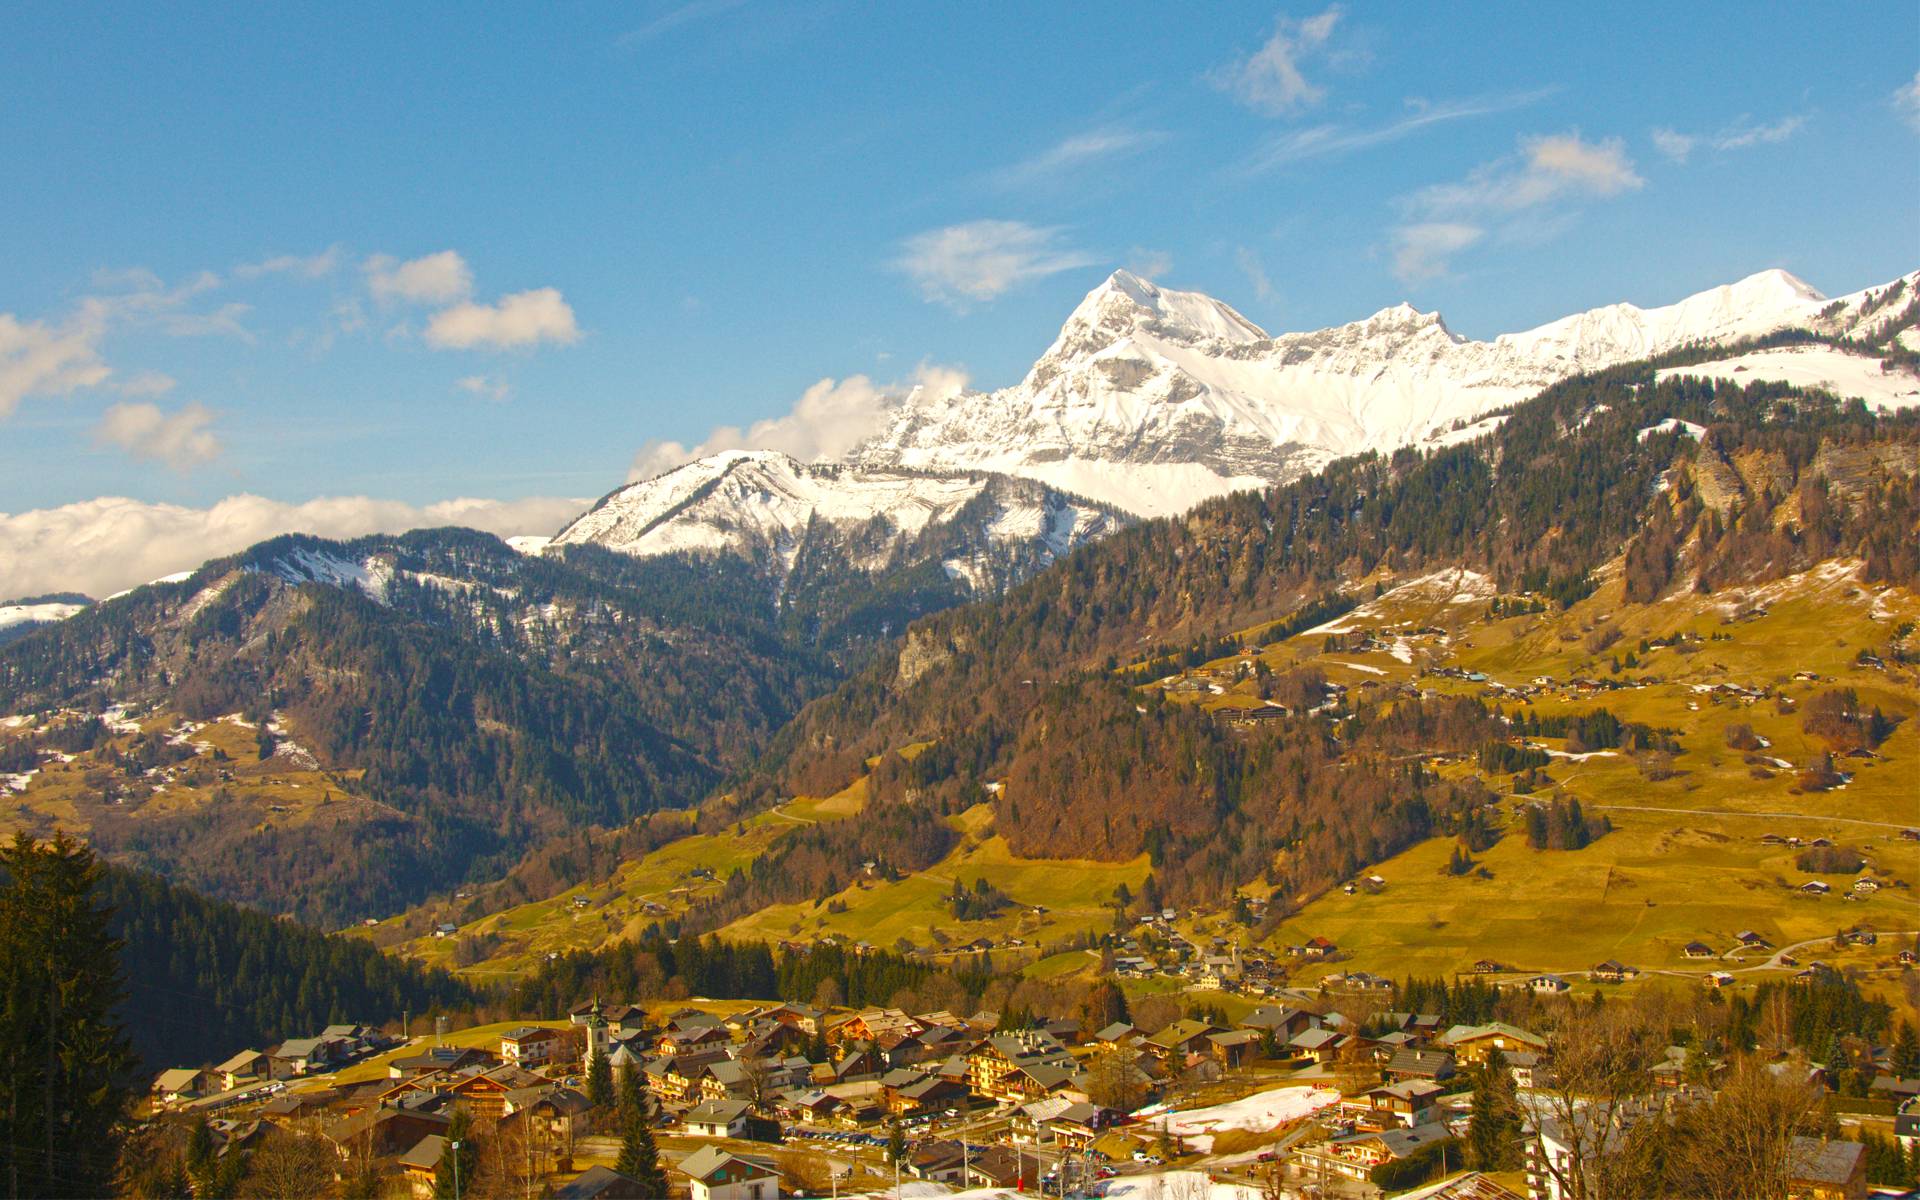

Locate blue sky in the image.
[1,2,1916,595]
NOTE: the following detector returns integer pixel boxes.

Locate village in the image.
[143,965,1917,1200]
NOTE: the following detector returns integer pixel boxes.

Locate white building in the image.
[679,1146,780,1200]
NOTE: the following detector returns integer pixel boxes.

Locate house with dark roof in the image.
[554,1165,653,1200]
[398,1134,446,1196]
[1143,1019,1221,1062]
[1297,1123,1454,1183]
[1383,1047,1456,1083]
[1238,1005,1319,1039]
[1785,1136,1867,1200]
[684,1098,752,1138]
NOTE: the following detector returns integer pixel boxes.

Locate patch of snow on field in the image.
[881,1171,1263,1200]
[1150,1084,1342,1153]
[1326,660,1387,676]
[1656,345,1920,410]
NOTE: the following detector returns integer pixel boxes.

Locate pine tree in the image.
[1466,1048,1522,1170]
[617,1064,645,1127]
[434,1110,479,1200]
[1891,1020,1919,1078]
[186,1117,216,1178]
[0,832,136,1200]
[587,1048,614,1109]
[613,1104,668,1196]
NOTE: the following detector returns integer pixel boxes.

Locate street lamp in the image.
[450,1139,463,1200]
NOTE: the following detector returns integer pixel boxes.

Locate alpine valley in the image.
[3,264,1918,1012]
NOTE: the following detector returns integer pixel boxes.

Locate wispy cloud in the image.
[1210,6,1347,116]
[988,127,1166,191]
[616,0,747,47]
[0,312,111,419]
[234,247,341,281]
[456,374,512,402]
[629,361,968,480]
[1651,113,1806,164]
[1235,88,1557,175]
[1391,223,1485,284]
[92,401,223,471]
[1234,247,1276,302]
[1125,247,1173,280]
[892,220,1097,308]
[1898,71,1920,131]
[1390,132,1643,281]
[113,370,177,398]
[78,268,251,340]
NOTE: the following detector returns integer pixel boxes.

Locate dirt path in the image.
[1587,803,1918,834]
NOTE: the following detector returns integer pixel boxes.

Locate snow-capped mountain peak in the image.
[549,449,1116,597]
[1049,269,1269,358]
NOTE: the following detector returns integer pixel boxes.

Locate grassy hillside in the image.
[1161,556,1919,985]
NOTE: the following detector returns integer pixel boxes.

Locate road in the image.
[1585,803,1919,834]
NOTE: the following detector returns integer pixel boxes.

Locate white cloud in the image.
[0,493,590,601]
[364,250,474,305]
[1211,6,1344,116]
[1237,88,1557,174]
[893,221,1097,307]
[92,401,223,471]
[1390,132,1642,280]
[628,361,968,481]
[0,313,111,419]
[1391,223,1486,283]
[1126,247,1174,280]
[234,247,341,280]
[1898,71,1920,131]
[1653,114,1805,163]
[1651,127,1697,163]
[425,288,581,350]
[989,127,1165,190]
[1234,247,1276,302]
[456,374,512,401]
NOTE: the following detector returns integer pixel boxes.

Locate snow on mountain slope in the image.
[1656,345,1920,410]
[851,266,1919,515]
[0,599,87,639]
[551,449,1114,592]
[259,545,393,603]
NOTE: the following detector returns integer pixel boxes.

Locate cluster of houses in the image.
[150,1024,399,1109]
[144,987,1911,1200]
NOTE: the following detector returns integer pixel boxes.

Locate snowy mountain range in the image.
[848,266,1920,515]
[550,264,1917,579]
[26,265,1920,625]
